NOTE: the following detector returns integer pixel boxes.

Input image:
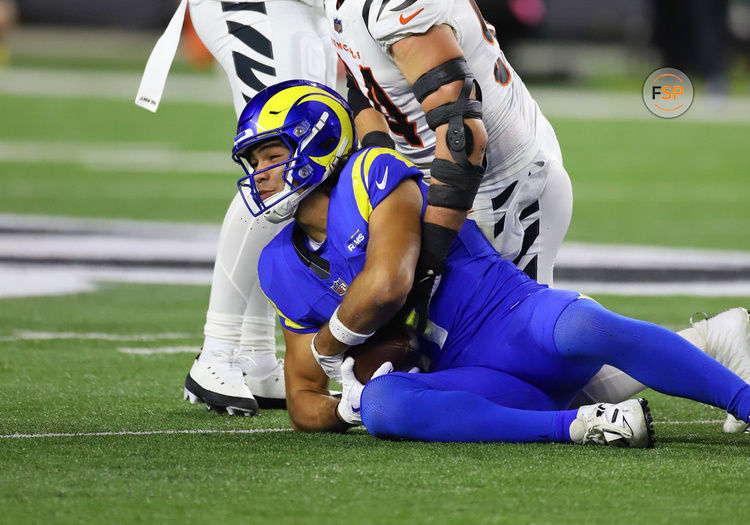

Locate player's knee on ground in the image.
[361,373,426,438]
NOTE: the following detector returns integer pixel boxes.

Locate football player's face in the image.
[246,139,290,202]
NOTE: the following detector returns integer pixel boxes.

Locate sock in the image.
[204,311,243,343]
[200,335,237,361]
[241,351,280,378]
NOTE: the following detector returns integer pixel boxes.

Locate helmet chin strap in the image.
[263,136,351,224]
[263,197,299,224]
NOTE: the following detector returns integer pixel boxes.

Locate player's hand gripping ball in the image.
[346,325,421,383]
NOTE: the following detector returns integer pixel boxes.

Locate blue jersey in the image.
[258,147,547,369]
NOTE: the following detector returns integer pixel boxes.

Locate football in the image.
[346,325,421,384]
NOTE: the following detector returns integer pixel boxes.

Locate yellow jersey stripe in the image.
[260,288,310,331]
[352,153,373,222]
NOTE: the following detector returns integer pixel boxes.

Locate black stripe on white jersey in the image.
[221,2,276,100]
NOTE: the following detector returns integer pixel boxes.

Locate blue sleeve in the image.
[362,148,423,210]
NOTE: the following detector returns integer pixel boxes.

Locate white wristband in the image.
[310,334,344,383]
[328,306,375,347]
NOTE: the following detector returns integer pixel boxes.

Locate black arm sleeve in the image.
[360,131,395,149]
[346,72,372,119]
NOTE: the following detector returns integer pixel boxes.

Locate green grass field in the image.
[2,76,750,523]
[2,286,749,523]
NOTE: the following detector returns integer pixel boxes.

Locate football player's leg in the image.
[360,368,577,443]
[360,368,653,447]
[188,0,333,116]
[186,193,284,413]
[238,257,286,408]
[553,298,750,424]
[533,157,572,286]
[470,152,570,286]
[186,0,333,410]
[573,308,750,432]
[568,366,645,409]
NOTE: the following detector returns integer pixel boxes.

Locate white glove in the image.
[310,334,344,383]
[337,357,393,426]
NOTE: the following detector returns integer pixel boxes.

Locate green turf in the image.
[2,79,750,523]
[1,161,235,223]
[1,93,748,249]
[553,118,750,250]
[9,54,217,75]
[0,95,235,149]
[1,285,749,523]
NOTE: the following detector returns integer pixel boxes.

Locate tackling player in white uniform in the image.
[329,0,571,285]
[138,0,336,415]
[138,0,750,432]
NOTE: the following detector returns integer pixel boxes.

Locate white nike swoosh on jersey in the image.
[375,167,388,190]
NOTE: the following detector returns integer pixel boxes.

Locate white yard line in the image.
[0,233,217,261]
[555,280,750,297]
[0,265,211,298]
[0,428,293,439]
[558,243,750,271]
[0,421,729,440]
[0,68,233,106]
[2,68,749,123]
[658,419,725,425]
[3,265,749,299]
[0,331,194,342]
[118,346,198,354]
[0,139,234,174]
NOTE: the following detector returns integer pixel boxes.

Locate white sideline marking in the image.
[656,419,724,425]
[0,331,194,342]
[0,139,234,174]
[556,280,750,297]
[118,346,197,354]
[0,428,293,439]
[0,421,734,440]
[0,265,212,298]
[2,68,749,123]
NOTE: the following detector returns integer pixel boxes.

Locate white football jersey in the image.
[325,0,543,182]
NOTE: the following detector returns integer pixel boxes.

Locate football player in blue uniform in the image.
[233,79,750,446]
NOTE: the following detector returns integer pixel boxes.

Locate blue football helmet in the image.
[233,79,357,223]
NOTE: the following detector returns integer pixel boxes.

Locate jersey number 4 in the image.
[360,66,424,148]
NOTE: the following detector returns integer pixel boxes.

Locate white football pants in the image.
[189,0,335,371]
[470,109,572,287]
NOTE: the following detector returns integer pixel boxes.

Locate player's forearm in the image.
[392,25,488,234]
[422,97,487,233]
[287,390,352,433]
[314,182,421,357]
[315,265,411,356]
[356,109,396,150]
[354,108,389,139]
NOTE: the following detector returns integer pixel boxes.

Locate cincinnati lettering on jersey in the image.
[331,38,361,60]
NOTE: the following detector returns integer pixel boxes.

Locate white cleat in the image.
[225,406,252,417]
[184,347,259,416]
[242,358,287,409]
[723,414,749,434]
[183,388,200,404]
[570,398,655,448]
[691,307,750,433]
